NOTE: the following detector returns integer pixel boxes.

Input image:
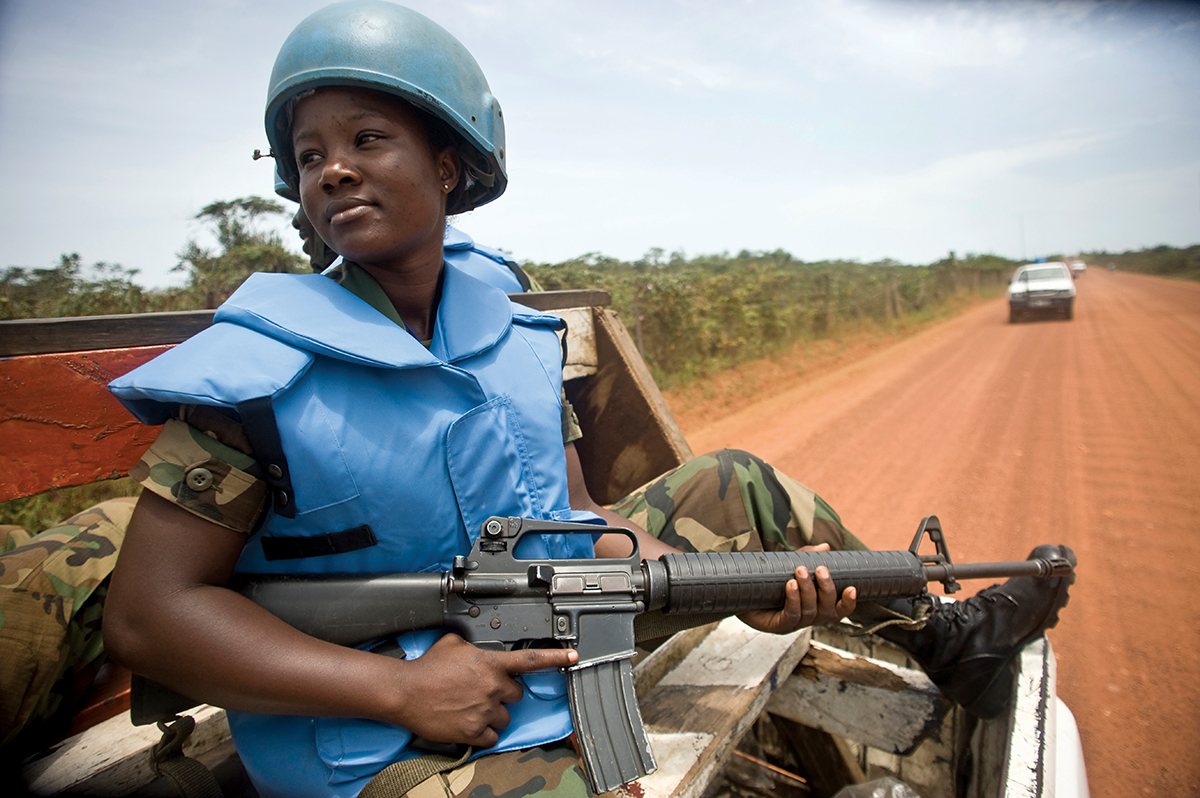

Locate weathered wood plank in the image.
[767,641,951,755]
[512,289,611,313]
[555,306,599,382]
[605,618,810,798]
[0,346,169,502]
[0,311,216,356]
[23,704,229,796]
[969,636,1056,798]
[571,308,694,505]
[631,624,719,698]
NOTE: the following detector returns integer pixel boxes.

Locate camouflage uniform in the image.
[0,498,134,749]
[394,742,586,798]
[610,448,869,555]
[133,408,268,535]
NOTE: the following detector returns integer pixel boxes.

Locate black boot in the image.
[874,544,1076,719]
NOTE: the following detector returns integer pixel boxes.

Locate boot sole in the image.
[963,545,1077,719]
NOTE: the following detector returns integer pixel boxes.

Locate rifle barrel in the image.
[923,557,1072,585]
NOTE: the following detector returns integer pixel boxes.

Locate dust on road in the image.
[667,270,1200,798]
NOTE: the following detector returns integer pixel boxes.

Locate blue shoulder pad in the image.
[109,322,314,425]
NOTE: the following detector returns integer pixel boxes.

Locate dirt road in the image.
[669,270,1200,797]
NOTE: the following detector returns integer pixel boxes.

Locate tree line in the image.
[1080,244,1200,281]
[527,248,1014,387]
[4,195,1196,387]
[0,198,308,320]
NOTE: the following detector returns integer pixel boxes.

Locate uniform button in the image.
[185,467,214,491]
[267,464,284,480]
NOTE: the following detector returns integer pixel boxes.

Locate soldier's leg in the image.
[401,741,589,798]
[1,497,134,750]
[609,448,868,554]
[608,450,1075,720]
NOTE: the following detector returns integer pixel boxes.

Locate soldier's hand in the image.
[738,543,857,634]
[394,633,578,748]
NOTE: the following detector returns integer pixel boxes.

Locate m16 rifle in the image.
[235,515,1074,793]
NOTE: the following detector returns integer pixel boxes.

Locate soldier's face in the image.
[291,88,457,272]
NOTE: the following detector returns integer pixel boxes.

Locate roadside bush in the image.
[528,250,1011,387]
[1081,245,1200,280]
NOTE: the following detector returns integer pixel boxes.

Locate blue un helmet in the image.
[265,0,507,214]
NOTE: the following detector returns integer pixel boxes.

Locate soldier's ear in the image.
[436,147,461,195]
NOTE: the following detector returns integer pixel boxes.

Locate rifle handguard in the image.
[657,549,927,611]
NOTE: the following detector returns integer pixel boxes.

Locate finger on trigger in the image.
[516,647,577,674]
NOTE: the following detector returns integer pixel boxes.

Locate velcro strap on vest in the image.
[261,525,378,561]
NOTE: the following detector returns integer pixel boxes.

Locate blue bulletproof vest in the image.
[443,225,532,293]
[110,265,597,798]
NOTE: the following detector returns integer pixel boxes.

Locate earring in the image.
[443,184,450,192]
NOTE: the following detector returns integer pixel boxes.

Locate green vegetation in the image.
[527,249,1013,388]
[0,480,142,536]
[174,198,309,308]
[1,197,306,320]
[1,196,306,529]
[1076,244,1200,281]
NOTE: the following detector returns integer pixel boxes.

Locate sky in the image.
[0,0,1197,288]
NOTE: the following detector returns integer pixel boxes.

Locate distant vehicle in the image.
[1069,261,1087,277]
[1008,262,1076,323]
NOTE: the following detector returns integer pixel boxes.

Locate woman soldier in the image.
[104,3,1074,798]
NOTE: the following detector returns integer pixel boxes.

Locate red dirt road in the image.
[670,270,1200,797]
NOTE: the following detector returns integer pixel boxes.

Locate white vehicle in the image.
[1008,263,1076,323]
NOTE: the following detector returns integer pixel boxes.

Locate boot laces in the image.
[941,586,1018,628]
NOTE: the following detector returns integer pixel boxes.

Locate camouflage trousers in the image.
[610,448,869,554]
[396,449,866,798]
[0,497,134,750]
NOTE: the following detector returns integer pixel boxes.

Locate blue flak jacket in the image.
[443,225,530,293]
[110,265,599,798]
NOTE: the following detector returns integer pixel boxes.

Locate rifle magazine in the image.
[567,658,657,793]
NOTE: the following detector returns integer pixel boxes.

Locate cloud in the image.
[787,131,1108,223]
[807,0,1122,82]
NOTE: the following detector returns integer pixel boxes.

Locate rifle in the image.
[233,514,1073,793]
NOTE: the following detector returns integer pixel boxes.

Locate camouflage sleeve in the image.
[562,397,583,445]
[129,410,269,535]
